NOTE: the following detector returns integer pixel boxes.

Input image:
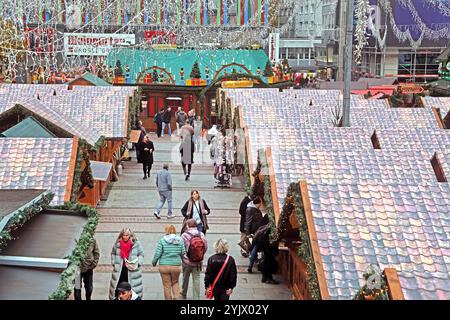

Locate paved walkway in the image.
[91,132,292,300]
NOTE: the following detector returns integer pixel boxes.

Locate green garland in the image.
[48,202,99,300]
[354,266,389,300]
[0,192,54,250]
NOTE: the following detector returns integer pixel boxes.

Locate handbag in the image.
[238,235,253,253]
[206,255,230,299]
[125,258,139,271]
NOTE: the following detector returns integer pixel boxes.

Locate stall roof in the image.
[1,116,56,138]
[0,207,87,300]
[0,138,78,205]
[67,72,112,87]
[0,190,48,224]
[306,181,450,300]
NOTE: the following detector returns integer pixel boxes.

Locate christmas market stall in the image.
[0,190,99,300]
[0,83,139,206]
[227,87,450,300]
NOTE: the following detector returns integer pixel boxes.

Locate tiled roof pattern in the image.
[376,128,450,151]
[0,138,75,205]
[0,98,102,146]
[307,182,450,300]
[423,97,450,116]
[0,84,134,138]
[435,150,450,180]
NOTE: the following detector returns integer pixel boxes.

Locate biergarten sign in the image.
[64,33,135,56]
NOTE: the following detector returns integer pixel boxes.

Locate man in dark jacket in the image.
[245,197,263,273]
[161,107,172,137]
[155,109,163,138]
[176,108,188,136]
[259,226,280,284]
[74,238,100,300]
[238,193,252,257]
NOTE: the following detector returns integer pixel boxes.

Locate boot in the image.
[74,289,82,300]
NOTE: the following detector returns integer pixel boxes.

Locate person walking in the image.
[193,115,203,153]
[135,120,147,162]
[74,237,100,300]
[109,228,144,300]
[116,282,142,300]
[154,108,163,138]
[152,225,186,300]
[238,193,253,257]
[188,108,196,126]
[154,163,173,219]
[161,107,172,137]
[181,190,210,235]
[204,239,237,301]
[180,132,195,181]
[258,222,280,284]
[180,219,208,300]
[176,107,188,136]
[138,135,155,180]
[245,197,264,273]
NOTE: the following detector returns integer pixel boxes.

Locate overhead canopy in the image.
[1,116,56,138]
[106,48,270,85]
[90,160,113,181]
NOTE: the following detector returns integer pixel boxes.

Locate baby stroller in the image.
[214,159,232,188]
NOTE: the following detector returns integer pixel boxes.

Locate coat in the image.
[80,238,100,273]
[180,140,194,165]
[163,110,171,123]
[204,254,237,291]
[109,239,144,300]
[152,234,185,266]
[181,199,210,234]
[244,202,263,235]
[238,196,252,233]
[138,140,155,165]
[176,111,188,125]
[155,112,163,124]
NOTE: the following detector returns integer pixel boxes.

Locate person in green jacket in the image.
[152,224,186,300]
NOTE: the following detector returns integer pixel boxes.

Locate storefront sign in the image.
[64,33,135,56]
[399,84,424,94]
[144,30,177,45]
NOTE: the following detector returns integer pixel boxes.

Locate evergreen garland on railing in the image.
[48,202,99,300]
[0,192,54,250]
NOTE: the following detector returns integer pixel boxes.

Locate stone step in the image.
[98,216,240,224]
[98,208,241,216]
[95,223,241,234]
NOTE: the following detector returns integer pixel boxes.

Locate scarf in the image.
[187,198,208,229]
[120,239,132,260]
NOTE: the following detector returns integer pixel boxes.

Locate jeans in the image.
[155,191,173,215]
[248,246,258,269]
[156,123,162,137]
[74,269,93,300]
[162,122,171,136]
[213,288,230,300]
[159,265,182,300]
[194,135,202,152]
[181,263,201,299]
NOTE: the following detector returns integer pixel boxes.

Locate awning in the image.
[369,93,385,100]
[90,160,113,181]
[166,97,182,100]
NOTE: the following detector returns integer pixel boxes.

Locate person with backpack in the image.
[181,190,210,235]
[204,238,237,300]
[154,108,163,138]
[180,219,208,300]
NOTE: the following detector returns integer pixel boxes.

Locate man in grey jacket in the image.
[155,163,173,219]
[176,107,188,136]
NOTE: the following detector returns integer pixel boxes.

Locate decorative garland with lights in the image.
[354,266,390,300]
[0,191,54,250]
[48,202,99,300]
[273,181,321,300]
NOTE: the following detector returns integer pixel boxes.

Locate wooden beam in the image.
[244,126,254,186]
[64,137,79,203]
[266,147,281,226]
[238,105,244,129]
[124,96,130,137]
[299,180,330,300]
[384,268,405,300]
[432,107,444,129]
